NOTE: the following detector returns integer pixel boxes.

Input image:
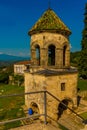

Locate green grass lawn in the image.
[77,79,87,91]
[59,124,68,130]
[80,112,87,120]
[0,79,87,129]
[0,84,25,130]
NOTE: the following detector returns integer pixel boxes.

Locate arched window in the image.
[48,45,55,65]
[63,45,67,66]
[35,45,40,65]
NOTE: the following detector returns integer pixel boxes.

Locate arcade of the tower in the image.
[30,32,70,68]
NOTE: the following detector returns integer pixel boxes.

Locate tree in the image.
[70,51,81,67]
[14,75,24,86]
[79,3,87,79]
[0,72,9,84]
[0,65,14,84]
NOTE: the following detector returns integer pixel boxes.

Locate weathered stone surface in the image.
[25,69,78,121]
[30,32,70,68]
[25,8,78,123]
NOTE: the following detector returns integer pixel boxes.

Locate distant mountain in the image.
[0,54,30,62]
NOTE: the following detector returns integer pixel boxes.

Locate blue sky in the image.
[0,0,87,57]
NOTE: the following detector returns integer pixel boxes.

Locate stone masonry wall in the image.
[24,71,78,120]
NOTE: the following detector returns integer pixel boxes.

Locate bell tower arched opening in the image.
[48,45,55,66]
[63,45,67,66]
[35,45,40,65]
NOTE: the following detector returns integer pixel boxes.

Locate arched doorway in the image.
[58,99,73,119]
[30,102,39,114]
[35,45,40,65]
[63,45,67,66]
[48,45,55,65]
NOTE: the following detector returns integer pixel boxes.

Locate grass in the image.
[80,112,87,120]
[59,123,68,130]
[0,84,25,130]
[77,79,87,91]
[0,79,87,129]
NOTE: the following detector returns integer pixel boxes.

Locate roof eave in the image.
[28,29,71,36]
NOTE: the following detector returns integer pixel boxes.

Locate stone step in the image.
[58,113,84,130]
[10,121,62,130]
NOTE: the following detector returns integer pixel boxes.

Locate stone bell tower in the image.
[25,8,78,120]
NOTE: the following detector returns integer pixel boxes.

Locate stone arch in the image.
[44,41,60,49]
[35,44,40,65]
[58,98,73,119]
[62,42,70,67]
[62,42,70,49]
[31,43,40,65]
[31,40,42,49]
[63,45,67,66]
[48,44,56,65]
[30,102,40,114]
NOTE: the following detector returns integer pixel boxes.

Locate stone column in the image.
[31,49,36,65]
[65,50,70,68]
[56,48,63,68]
[40,48,48,66]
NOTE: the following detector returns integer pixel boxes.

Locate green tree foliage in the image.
[0,65,14,84]
[13,75,24,86]
[70,51,81,67]
[79,3,87,79]
[0,72,9,83]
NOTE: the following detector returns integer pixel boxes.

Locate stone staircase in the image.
[57,98,87,130]
[58,113,85,130]
[20,117,34,126]
[10,120,62,130]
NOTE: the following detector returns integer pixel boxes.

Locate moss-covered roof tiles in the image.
[28,9,71,36]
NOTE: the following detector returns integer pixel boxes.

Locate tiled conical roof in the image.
[28,9,71,36]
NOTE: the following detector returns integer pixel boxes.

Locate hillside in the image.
[0,54,30,61]
[0,54,30,67]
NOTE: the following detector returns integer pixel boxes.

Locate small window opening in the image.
[61,83,65,91]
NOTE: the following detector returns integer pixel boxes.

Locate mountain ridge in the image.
[0,54,30,61]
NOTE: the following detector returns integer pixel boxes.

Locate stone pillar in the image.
[56,48,63,68]
[40,48,47,66]
[65,50,70,68]
[31,49,36,65]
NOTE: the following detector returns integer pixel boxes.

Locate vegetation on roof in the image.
[29,9,71,35]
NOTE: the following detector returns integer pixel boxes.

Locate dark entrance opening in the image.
[30,102,39,114]
[63,45,66,66]
[58,99,72,120]
[48,45,55,65]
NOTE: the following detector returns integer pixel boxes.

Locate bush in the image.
[14,75,24,86]
[0,72,9,84]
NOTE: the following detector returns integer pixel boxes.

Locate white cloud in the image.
[0,52,3,54]
[0,48,30,57]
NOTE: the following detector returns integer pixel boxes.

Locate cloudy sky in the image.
[0,0,87,57]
